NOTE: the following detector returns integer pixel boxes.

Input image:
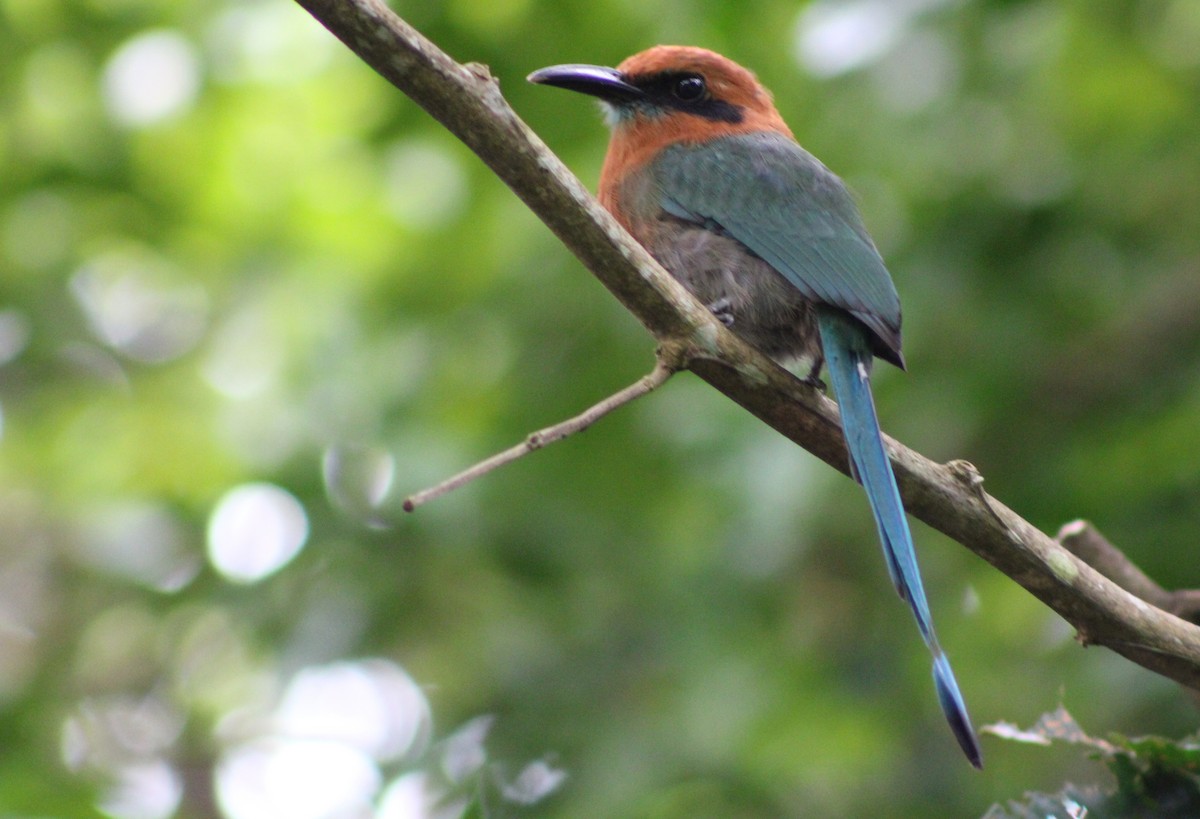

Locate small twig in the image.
[1170,591,1200,625]
[404,357,677,511]
[1057,521,1169,606]
[1057,520,1200,625]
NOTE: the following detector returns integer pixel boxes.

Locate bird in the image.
[528,46,982,767]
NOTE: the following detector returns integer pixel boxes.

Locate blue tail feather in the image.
[818,312,982,768]
[934,654,983,768]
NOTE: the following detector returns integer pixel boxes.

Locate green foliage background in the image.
[2,0,1199,816]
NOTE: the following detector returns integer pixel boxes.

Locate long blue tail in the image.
[818,312,983,768]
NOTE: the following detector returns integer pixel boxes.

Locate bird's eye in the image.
[673,76,706,101]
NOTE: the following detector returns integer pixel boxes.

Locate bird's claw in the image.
[707,297,735,327]
[803,355,826,391]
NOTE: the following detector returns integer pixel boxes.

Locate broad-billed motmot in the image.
[529,46,982,767]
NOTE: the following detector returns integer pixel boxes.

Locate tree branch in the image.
[293,0,1200,689]
[403,352,680,511]
[1057,520,1200,625]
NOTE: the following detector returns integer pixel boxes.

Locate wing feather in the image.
[652,132,904,365]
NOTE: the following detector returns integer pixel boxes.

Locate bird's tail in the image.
[818,312,983,768]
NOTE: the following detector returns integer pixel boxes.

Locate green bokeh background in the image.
[2,0,1199,816]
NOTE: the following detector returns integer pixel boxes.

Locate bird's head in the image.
[528,46,791,138]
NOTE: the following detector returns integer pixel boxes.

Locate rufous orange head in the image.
[529,46,794,209]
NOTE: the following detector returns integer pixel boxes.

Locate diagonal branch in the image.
[293,0,1200,690]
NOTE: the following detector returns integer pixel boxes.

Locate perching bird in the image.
[529,46,982,767]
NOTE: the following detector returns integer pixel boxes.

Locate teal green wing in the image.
[652,132,904,367]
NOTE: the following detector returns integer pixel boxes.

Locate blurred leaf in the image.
[986,706,1200,818]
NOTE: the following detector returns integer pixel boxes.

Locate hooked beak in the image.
[527,64,644,103]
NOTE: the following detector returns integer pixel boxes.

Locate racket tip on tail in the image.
[933,653,983,769]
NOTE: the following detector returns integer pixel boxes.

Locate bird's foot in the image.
[802,355,826,391]
[706,297,735,327]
